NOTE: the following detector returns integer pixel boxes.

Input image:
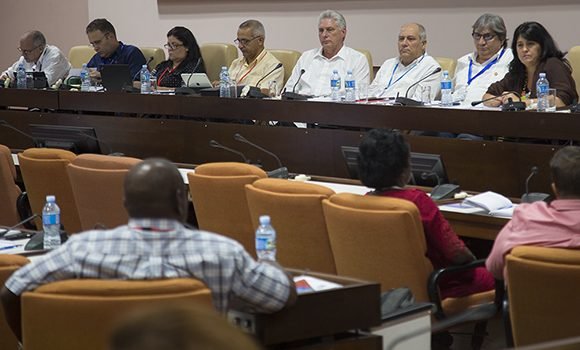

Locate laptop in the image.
[180,73,213,88]
[101,64,132,92]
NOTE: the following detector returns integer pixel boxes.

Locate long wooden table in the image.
[1,89,576,197]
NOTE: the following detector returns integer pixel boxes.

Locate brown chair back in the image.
[67,154,141,231]
[18,148,81,233]
[506,246,580,346]
[322,193,432,301]
[188,162,267,255]
[21,278,212,350]
[0,145,22,226]
[246,178,336,274]
[0,254,29,350]
[269,49,301,85]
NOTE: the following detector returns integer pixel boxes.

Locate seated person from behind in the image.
[228,20,283,95]
[357,129,495,299]
[155,26,206,88]
[0,30,71,86]
[453,13,513,105]
[486,146,580,280]
[86,18,147,82]
[284,10,370,97]
[368,23,440,100]
[1,158,296,341]
[483,21,578,108]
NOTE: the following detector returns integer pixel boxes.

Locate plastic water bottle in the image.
[140,65,151,94]
[440,70,453,107]
[80,63,90,92]
[42,195,61,250]
[16,63,27,89]
[255,215,276,261]
[330,69,341,101]
[536,72,549,112]
[344,70,356,102]
[219,66,231,98]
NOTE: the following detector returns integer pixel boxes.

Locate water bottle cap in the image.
[46,195,56,202]
[333,69,338,73]
[259,215,271,225]
[347,70,352,74]
[539,72,546,77]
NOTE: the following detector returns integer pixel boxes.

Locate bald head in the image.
[124,158,187,221]
[19,30,46,63]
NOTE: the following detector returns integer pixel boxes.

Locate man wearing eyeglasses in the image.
[369,23,440,100]
[0,30,71,86]
[452,14,513,105]
[86,18,147,81]
[227,20,283,95]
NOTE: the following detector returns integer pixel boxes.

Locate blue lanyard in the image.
[386,54,425,90]
[467,48,505,85]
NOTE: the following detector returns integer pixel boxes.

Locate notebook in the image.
[101,64,132,92]
[180,73,212,88]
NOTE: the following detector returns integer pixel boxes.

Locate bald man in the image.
[369,23,441,100]
[1,30,71,86]
[1,158,296,342]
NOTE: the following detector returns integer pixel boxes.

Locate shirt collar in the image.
[549,199,580,212]
[108,41,124,60]
[128,218,183,232]
[315,45,346,61]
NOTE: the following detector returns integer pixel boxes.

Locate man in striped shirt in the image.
[1,158,296,341]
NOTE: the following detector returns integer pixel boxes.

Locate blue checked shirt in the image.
[5,219,291,313]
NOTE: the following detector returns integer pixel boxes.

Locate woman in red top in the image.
[357,129,494,299]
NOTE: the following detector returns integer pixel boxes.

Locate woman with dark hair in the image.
[483,21,577,107]
[358,129,495,299]
[154,26,206,88]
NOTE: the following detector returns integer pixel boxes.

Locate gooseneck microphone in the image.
[292,69,306,93]
[185,57,203,88]
[209,140,249,163]
[421,171,442,186]
[131,57,155,81]
[0,214,40,238]
[281,69,311,100]
[255,63,283,88]
[233,133,288,178]
[394,67,441,106]
[521,166,550,203]
[471,91,514,107]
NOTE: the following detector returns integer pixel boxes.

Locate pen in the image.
[0,244,23,251]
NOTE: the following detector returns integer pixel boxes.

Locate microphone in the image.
[233,133,288,178]
[186,57,203,87]
[209,140,249,163]
[421,171,441,186]
[255,63,283,88]
[521,166,550,203]
[175,58,204,95]
[131,57,155,81]
[0,214,40,238]
[145,56,154,71]
[281,69,311,101]
[502,97,526,111]
[471,92,510,107]
[394,67,441,106]
[386,303,498,350]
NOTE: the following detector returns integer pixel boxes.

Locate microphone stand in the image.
[521,166,550,203]
[209,140,250,164]
[281,69,311,100]
[233,133,288,178]
[394,67,442,106]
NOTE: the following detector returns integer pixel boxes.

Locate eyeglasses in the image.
[17,45,41,55]
[89,33,110,47]
[164,43,184,50]
[472,32,496,42]
[234,36,261,46]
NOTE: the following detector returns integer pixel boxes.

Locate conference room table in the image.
[1,88,577,199]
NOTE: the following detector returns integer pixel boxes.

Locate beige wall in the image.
[2,1,579,70]
[0,0,89,72]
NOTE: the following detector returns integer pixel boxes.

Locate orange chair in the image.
[18,148,81,233]
[21,278,212,350]
[0,145,22,226]
[0,254,29,350]
[67,154,141,230]
[245,178,336,273]
[188,162,266,255]
[506,246,580,347]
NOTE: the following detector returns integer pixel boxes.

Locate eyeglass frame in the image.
[89,32,111,48]
[234,36,261,46]
[472,32,496,42]
[17,45,42,55]
[164,43,185,50]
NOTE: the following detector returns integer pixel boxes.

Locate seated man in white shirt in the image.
[229,20,284,96]
[0,30,71,86]
[369,23,441,101]
[453,13,513,106]
[284,10,370,98]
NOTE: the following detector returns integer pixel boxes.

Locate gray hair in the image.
[318,10,346,30]
[26,30,46,47]
[239,19,265,39]
[472,13,508,47]
[401,23,427,42]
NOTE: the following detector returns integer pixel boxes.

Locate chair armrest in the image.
[428,259,494,319]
